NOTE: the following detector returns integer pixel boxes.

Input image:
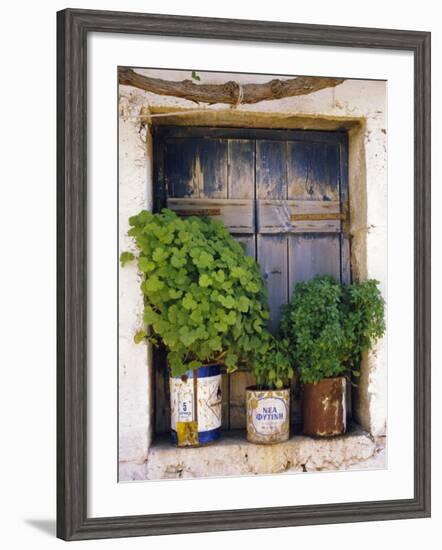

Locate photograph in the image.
[118,66,388,482]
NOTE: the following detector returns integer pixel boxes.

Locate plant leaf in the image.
[134,329,147,344]
[120,251,135,267]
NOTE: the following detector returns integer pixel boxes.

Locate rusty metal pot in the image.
[302,377,346,437]
[246,386,290,444]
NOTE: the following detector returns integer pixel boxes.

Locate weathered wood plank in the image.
[290,378,302,432]
[228,140,255,199]
[339,140,351,284]
[256,140,288,333]
[196,138,228,198]
[257,199,342,233]
[164,138,228,198]
[156,126,348,145]
[259,198,341,213]
[164,138,199,197]
[229,371,255,429]
[287,141,340,201]
[256,140,287,199]
[233,234,256,258]
[227,142,256,429]
[291,221,341,233]
[154,347,170,434]
[338,138,352,418]
[258,235,288,333]
[288,234,341,297]
[167,197,254,233]
[341,232,351,282]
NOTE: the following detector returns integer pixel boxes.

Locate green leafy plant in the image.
[340,279,386,376]
[120,208,270,377]
[281,275,385,384]
[249,334,294,390]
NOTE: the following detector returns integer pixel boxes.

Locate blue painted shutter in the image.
[154,127,349,433]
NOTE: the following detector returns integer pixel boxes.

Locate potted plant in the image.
[246,335,294,444]
[281,275,385,437]
[120,208,270,447]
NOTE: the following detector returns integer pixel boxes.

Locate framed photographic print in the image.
[57,8,431,541]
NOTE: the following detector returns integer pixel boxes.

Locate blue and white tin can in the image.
[170,365,222,447]
[246,386,290,444]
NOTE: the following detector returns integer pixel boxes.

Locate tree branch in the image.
[119,68,345,105]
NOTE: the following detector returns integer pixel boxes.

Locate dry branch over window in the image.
[119,68,345,105]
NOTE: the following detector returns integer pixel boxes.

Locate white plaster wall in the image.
[358,114,388,437]
[118,71,388,476]
[118,95,153,470]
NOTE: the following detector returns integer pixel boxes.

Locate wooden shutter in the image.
[153,127,350,433]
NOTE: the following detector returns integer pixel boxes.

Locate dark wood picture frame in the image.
[57,8,431,541]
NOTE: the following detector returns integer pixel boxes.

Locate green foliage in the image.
[281,276,344,384]
[119,251,134,267]
[341,279,386,373]
[249,334,294,390]
[120,208,269,377]
[191,70,201,81]
[281,275,385,384]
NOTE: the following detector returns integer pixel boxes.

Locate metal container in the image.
[170,364,222,447]
[302,377,346,437]
[246,386,290,444]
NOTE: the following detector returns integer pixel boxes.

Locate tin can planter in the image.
[246,386,290,444]
[170,364,222,447]
[302,377,346,437]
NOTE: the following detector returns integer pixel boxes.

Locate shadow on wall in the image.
[24,519,56,537]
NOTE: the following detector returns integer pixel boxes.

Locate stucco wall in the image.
[118,70,387,480]
[118,96,153,466]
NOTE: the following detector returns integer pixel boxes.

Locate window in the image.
[152,126,350,435]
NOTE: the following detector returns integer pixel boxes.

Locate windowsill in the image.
[144,424,386,480]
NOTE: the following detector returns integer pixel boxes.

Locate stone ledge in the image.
[142,425,385,481]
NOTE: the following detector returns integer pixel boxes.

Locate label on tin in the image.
[177,396,193,423]
[170,374,222,433]
[251,396,288,436]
